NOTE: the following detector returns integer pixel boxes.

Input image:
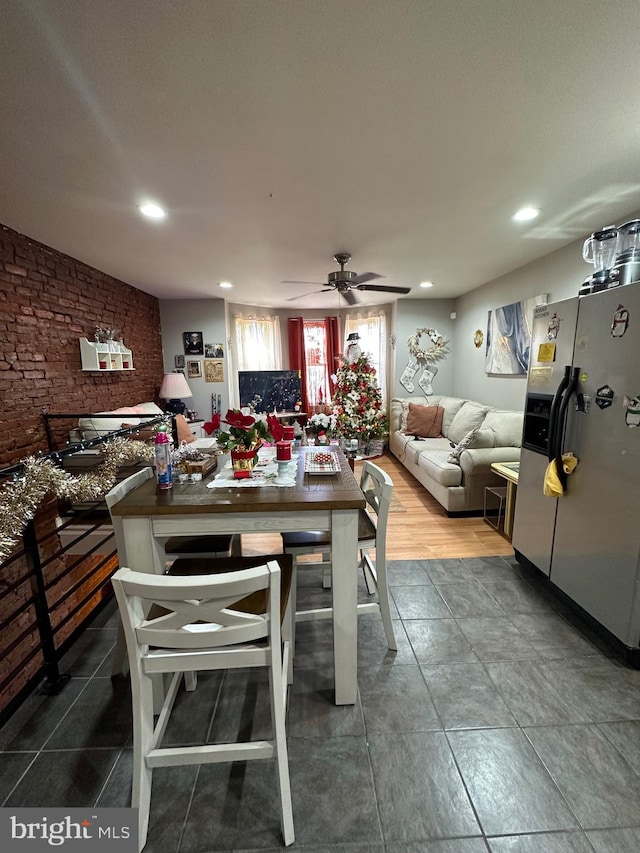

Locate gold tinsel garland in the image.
[0,438,154,563]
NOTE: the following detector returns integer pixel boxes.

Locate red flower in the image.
[266,414,284,442]
[223,409,256,431]
[202,413,221,435]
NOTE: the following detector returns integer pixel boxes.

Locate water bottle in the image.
[155,426,173,490]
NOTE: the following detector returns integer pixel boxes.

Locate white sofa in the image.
[390,395,523,513]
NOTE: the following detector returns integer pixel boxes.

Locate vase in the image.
[230,448,257,479]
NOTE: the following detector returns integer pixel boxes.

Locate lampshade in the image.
[159,372,193,414]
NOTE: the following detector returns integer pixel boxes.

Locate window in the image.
[234,315,282,371]
[344,313,387,403]
[303,321,331,408]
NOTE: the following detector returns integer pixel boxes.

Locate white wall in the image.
[450,207,640,411]
[451,241,595,410]
[159,298,229,421]
[393,298,456,399]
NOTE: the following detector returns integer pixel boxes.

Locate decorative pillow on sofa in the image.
[405,404,444,438]
[175,413,196,444]
[447,427,495,464]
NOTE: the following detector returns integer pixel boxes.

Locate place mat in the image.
[206,451,297,488]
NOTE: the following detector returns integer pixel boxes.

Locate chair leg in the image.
[269,650,295,846]
[371,554,397,651]
[111,622,129,678]
[230,534,243,556]
[132,674,155,852]
[321,552,331,588]
[361,548,377,595]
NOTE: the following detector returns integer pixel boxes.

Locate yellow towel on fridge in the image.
[543,453,578,497]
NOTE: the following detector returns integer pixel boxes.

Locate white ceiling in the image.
[2,1,640,310]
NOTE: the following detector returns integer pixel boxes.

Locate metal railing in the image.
[0,414,164,725]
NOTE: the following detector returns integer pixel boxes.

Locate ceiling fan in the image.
[283,252,412,306]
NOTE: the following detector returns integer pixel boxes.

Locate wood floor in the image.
[242,452,514,560]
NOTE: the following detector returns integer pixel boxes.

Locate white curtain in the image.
[234,314,282,371]
[344,312,387,403]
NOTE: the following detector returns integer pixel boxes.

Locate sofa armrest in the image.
[459,446,521,477]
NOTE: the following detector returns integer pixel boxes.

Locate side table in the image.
[489,461,520,539]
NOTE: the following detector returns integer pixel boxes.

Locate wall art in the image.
[183,331,204,355]
[204,359,224,382]
[187,359,202,378]
[485,295,547,375]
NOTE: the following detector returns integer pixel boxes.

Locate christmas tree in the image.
[331,351,387,443]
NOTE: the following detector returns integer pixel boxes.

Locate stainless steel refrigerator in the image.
[512,281,640,658]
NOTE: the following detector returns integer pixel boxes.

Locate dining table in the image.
[109,445,365,704]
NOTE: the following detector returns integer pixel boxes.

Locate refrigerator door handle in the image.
[548,365,571,463]
[554,366,580,491]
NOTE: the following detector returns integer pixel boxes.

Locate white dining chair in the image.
[111,560,295,851]
[105,467,240,677]
[281,459,397,651]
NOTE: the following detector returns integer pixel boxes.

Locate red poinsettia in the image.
[202,413,221,435]
[217,409,274,452]
[266,414,285,442]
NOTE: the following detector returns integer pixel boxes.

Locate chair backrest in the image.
[105,467,154,565]
[359,460,393,552]
[111,561,282,655]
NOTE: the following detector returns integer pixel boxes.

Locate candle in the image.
[283,425,295,441]
[276,440,291,461]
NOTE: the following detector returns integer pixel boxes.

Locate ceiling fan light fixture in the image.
[138,202,166,220]
[419,281,434,289]
[513,206,540,222]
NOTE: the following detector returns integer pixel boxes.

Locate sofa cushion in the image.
[446,402,491,443]
[417,451,463,487]
[405,404,444,438]
[433,397,467,436]
[482,410,524,447]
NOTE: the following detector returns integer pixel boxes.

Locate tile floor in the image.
[2,555,640,852]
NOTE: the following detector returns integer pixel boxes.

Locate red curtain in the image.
[324,316,341,396]
[287,317,309,414]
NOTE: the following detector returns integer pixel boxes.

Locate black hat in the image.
[347,332,360,341]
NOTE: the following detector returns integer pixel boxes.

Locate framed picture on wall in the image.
[174,354,185,368]
[205,342,224,358]
[183,331,204,355]
[187,360,202,379]
[204,359,224,382]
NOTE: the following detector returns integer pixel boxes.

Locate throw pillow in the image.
[175,414,196,444]
[447,428,478,464]
[405,404,444,438]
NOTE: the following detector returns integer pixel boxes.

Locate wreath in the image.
[407,327,450,363]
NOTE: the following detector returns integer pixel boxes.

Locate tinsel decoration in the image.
[0,438,154,562]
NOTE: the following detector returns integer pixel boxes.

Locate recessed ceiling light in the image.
[419,281,434,289]
[218,281,233,289]
[513,207,540,222]
[138,202,166,220]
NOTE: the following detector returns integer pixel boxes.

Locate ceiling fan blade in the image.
[281,279,326,286]
[286,289,333,302]
[343,289,358,306]
[356,284,412,294]
[352,272,384,285]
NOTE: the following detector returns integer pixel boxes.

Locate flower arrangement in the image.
[215,409,279,453]
[307,412,337,436]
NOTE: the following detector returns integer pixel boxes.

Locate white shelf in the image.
[79,337,135,372]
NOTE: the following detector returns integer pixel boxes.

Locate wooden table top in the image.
[110,447,365,517]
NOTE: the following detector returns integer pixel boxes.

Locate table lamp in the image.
[159,372,193,415]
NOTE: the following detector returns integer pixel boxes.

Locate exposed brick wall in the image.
[0,222,164,466]
[0,223,165,717]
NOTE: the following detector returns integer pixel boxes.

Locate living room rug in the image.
[389,493,406,512]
